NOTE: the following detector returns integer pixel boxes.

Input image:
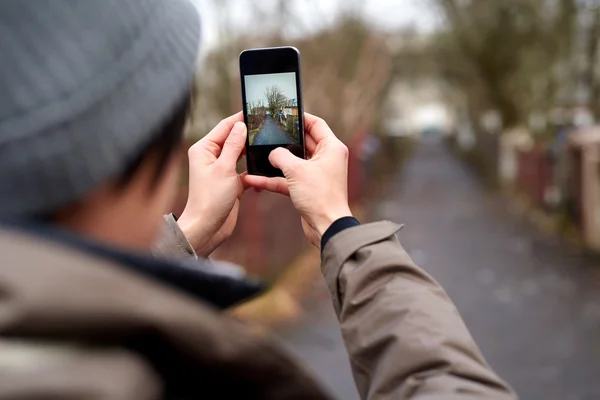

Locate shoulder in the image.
[0,339,161,400]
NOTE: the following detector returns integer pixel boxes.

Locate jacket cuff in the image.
[321,221,403,311]
[151,214,198,260]
[320,216,361,252]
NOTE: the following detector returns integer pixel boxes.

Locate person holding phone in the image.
[0,1,515,399]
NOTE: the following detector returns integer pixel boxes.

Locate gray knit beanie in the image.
[0,0,200,218]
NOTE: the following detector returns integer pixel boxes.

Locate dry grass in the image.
[248,128,260,146]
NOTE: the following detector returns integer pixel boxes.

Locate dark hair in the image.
[117,93,191,189]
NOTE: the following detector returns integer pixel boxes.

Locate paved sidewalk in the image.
[253,114,291,145]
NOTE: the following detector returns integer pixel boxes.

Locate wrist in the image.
[314,206,353,238]
[177,212,208,253]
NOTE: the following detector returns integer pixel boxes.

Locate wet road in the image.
[253,115,290,145]
[277,137,600,399]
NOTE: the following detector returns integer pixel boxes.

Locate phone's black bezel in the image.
[240,46,305,177]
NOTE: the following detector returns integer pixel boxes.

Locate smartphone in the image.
[240,46,305,177]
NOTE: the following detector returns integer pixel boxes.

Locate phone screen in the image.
[244,72,301,147]
[240,47,304,177]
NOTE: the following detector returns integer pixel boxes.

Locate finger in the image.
[202,112,244,147]
[238,171,251,197]
[304,112,336,143]
[269,147,303,175]
[236,145,247,163]
[241,174,290,196]
[219,122,247,166]
[305,133,317,157]
[238,171,252,192]
[191,112,243,161]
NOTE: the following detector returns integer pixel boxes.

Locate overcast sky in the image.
[244,72,297,105]
[190,0,438,55]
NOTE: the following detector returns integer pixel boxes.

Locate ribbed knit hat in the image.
[0,0,200,217]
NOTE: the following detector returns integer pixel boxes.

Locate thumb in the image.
[219,122,247,166]
[269,147,302,176]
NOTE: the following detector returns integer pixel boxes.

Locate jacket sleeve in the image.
[321,221,516,400]
[151,214,197,260]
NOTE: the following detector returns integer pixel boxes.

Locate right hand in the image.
[242,113,352,248]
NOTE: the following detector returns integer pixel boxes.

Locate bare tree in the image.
[264,85,287,116]
[431,0,582,130]
[187,0,393,143]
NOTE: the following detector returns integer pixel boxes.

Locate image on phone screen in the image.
[244,72,300,146]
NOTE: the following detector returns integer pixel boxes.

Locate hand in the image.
[242,113,352,248]
[178,113,248,257]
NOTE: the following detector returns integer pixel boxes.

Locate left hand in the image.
[177,113,249,257]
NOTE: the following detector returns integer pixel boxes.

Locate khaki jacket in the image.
[0,219,516,399]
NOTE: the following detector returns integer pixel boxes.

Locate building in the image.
[284,99,299,117]
[284,106,299,117]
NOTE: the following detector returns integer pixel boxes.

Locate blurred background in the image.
[176,1,600,398]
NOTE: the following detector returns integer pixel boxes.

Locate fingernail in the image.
[232,122,246,134]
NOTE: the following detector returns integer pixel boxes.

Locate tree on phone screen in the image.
[265,85,287,116]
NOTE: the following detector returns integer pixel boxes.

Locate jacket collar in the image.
[0,220,264,309]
